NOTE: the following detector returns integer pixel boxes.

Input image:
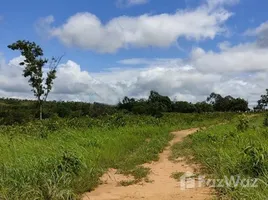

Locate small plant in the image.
[237,114,249,132]
[170,172,185,181]
[119,166,151,180]
[242,144,268,177]
[119,179,139,187]
[57,151,82,175]
[263,113,268,127]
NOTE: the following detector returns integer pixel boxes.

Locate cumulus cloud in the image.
[35,15,54,39]
[189,43,268,73]
[245,21,268,48]
[1,37,268,107]
[245,21,268,36]
[0,55,31,97]
[4,18,268,108]
[37,2,233,53]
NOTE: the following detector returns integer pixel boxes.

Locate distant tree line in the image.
[118,91,249,117]
[0,98,117,125]
[0,90,249,125]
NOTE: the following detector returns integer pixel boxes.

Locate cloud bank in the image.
[2,0,266,108]
[1,36,267,107]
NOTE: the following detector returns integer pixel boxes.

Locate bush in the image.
[263,113,268,127]
[237,114,249,132]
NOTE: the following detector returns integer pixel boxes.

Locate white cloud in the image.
[1,38,268,107]
[189,43,268,73]
[217,41,231,50]
[37,2,233,53]
[117,58,183,66]
[245,21,268,36]
[116,0,149,7]
[0,55,30,95]
[35,15,54,39]
[245,21,268,48]
[3,20,268,108]
[206,0,240,10]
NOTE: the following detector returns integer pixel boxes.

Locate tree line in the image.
[0,98,117,125]
[0,90,249,125]
[118,91,249,117]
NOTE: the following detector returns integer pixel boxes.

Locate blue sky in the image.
[0,0,268,105]
[0,0,266,71]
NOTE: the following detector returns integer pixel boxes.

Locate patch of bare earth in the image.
[82,128,214,200]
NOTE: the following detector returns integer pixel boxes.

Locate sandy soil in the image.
[82,128,214,200]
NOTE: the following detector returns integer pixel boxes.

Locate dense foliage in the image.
[118,91,249,115]
[206,92,249,112]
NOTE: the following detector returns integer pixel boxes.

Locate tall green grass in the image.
[171,114,268,199]
[0,113,236,199]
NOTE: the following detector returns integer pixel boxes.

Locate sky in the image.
[0,0,268,107]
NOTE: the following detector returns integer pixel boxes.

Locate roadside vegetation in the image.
[170,114,268,199]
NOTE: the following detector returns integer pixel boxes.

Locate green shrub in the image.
[237,114,249,131]
[263,113,268,127]
[57,151,82,175]
[242,144,268,177]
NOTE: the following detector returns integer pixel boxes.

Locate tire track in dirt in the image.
[82,128,213,200]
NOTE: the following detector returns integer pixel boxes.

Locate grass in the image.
[170,113,268,200]
[170,172,185,181]
[119,180,139,187]
[0,112,238,199]
[118,166,151,180]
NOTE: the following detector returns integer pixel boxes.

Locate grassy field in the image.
[171,114,268,200]
[0,112,236,200]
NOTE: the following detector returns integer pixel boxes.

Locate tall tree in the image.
[207,92,248,112]
[255,89,268,111]
[148,91,172,112]
[8,40,62,120]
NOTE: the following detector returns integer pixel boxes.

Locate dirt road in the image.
[82,128,213,200]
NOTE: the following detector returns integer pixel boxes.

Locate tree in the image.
[172,101,196,113]
[148,91,172,112]
[207,92,248,112]
[195,101,213,113]
[118,96,136,111]
[255,89,268,111]
[228,98,248,112]
[8,40,62,120]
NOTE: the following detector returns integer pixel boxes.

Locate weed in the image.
[170,172,185,181]
[263,113,268,127]
[119,180,139,186]
[57,151,82,175]
[237,114,249,132]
